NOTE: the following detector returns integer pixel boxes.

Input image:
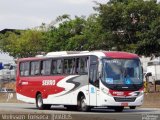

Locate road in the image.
[0,103,160,120]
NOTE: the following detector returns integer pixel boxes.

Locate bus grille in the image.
[114,97,136,102]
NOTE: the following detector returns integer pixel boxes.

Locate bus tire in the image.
[36,94,51,110]
[114,106,124,112]
[78,96,90,112]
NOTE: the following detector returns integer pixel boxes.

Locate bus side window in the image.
[52,60,57,74]
[20,62,29,76]
[79,57,88,74]
[64,59,68,74]
[24,62,30,76]
[63,59,75,75]
[89,64,99,87]
[89,64,97,83]
[68,59,72,74]
[57,59,62,74]
[89,56,99,87]
[31,62,34,75]
[31,61,40,76]
[70,59,76,74]
[41,60,51,75]
[51,59,62,75]
[75,58,80,74]
[20,62,24,76]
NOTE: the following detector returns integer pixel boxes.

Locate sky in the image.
[0,53,14,64]
[0,0,107,62]
[0,0,107,30]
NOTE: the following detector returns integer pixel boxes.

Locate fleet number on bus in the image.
[42,80,56,86]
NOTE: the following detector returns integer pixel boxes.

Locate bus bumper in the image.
[100,93,144,107]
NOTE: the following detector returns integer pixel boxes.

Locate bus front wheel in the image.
[36,94,51,110]
[78,96,90,112]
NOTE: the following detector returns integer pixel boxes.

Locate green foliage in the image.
[1,0,160,58]
[97,0,160,55]
[0,30,47,58]
[46,16,87,51]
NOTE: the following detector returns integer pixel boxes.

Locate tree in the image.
[46,16,87,51]
[96,0,160,56]
[0,30,47,58]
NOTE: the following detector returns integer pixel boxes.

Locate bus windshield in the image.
[102,58,143,85]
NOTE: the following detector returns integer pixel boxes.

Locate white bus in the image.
[16,51,144,112]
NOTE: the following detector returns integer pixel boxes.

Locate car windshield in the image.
[102,58,143,85]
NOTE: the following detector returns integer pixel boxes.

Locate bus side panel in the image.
[16,62,33,103]
[16,75,65,103]
[43,75,89,105]
[29,76,65,99]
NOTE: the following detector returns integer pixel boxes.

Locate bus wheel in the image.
[36,94,51,110]
[130,106,136,109]
[79,96,90,112]
[114,106,124,112]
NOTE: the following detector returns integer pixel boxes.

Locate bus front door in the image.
[89,63,99,106]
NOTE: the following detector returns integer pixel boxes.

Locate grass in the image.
[141,92,160,108]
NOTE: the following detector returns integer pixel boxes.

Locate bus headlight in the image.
[137,91,144,97]
[129,91,144,97]
[101,87,112,96]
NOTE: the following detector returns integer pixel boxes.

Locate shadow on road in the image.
[23,106,156,114]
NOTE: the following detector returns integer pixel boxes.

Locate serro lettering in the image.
[42,80,56,86]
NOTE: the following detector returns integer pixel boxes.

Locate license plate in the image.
[121,103,128,106]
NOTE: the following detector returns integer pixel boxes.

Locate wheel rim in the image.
[81,99,86,110]
[37,96,42,108]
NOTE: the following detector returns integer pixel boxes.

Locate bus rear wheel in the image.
[36,94,51,110]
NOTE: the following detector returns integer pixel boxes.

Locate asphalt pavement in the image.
[0,103,160,120]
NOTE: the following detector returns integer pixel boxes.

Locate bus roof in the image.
[103,51,139,59]
[18,51,139,62]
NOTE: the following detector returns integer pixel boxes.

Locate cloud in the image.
[0,14,49,30]
[0,0,107,30]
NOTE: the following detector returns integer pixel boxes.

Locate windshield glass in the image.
[102,58,143,85]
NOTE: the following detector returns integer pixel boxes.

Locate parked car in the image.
[0,64,16,81]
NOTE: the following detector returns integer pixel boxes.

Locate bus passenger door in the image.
[89,63,99,106]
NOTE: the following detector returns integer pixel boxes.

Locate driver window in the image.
[89,56,99,87]
[89,64,97,84]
